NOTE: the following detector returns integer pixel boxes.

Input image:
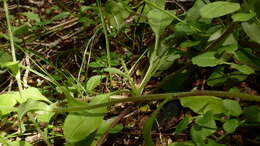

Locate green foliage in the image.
[200,1,240,18]
[63,94,108,143]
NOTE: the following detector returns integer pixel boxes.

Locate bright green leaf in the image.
[0,92,17,115]
[63,94,108,143]
[200,1,240,18]
[192,52,224,67]
[223,119,239,133]
[16,87,51,103]
[180,96,226,115]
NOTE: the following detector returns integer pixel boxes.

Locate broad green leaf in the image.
[86,75,105,91]
[169,141,195,146]
[232,12,255,22]
[63,94,108,143]
[192,52,224,67]
[21,12,41,22]
[242,22,260,44]
[200,1,240,18]
[16,87,51,103]
[230,64,254,75]
[223,99,242,116]
[223,119,239,133]
[180,96,226,115]
[174,117,189,136]
[17,99,50,120]
[147,9,173,36]
[103,67,128,78]
[0,93,17,115]
[243,106,260,122]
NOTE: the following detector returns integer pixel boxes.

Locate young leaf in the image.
[242,22,260,44]
[192,52,224,67]
[223,119,239,133]
[147,9,173,36]
[200,1,240,18]
[86,75,105,91]
[63,94,108,143]
[223,99,241,117]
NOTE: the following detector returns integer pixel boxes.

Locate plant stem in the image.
[3,0,23,93]
[53,90,260,112]
[97,0,112,83]
[138,35,160,95]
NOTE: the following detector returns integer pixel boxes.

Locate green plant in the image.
[1,0,260,145]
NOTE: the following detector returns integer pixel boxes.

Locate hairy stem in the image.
[53,90,260,113]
